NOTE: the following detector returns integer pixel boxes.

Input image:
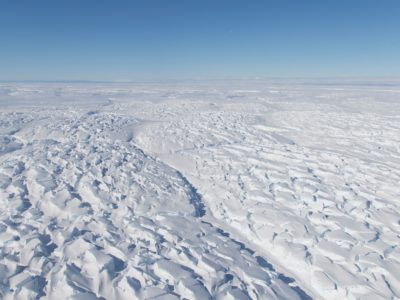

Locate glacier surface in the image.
[0,80,399,299]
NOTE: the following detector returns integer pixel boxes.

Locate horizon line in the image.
[1,76,400,84]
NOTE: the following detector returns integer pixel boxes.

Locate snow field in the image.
[1,80,399,299]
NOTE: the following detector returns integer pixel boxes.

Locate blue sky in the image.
[1,0,400,80]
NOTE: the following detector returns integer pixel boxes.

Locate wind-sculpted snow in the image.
[0,107,308,299]
[0,81,400,299]
[132,82,400,299]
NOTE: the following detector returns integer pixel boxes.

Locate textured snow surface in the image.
[0,80,399,299]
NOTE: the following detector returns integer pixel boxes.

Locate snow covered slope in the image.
[0,80,399,299]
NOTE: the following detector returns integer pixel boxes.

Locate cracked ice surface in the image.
[0,80,400,299]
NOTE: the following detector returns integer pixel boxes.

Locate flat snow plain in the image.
[0,80,399,299]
